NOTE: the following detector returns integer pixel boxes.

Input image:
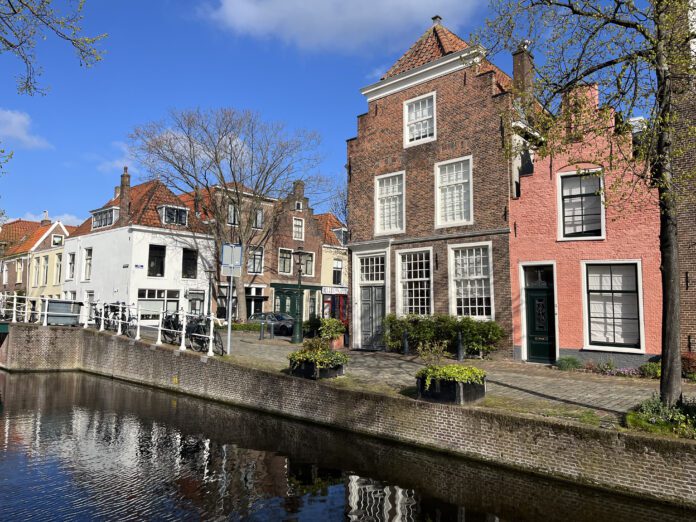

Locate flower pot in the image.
[290,361,345,380]
[416,377,486,404]
[330,338,344,350]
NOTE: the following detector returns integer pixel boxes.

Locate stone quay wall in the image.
[3,323,696,508]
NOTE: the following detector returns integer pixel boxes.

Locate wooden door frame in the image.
[519,261,559,362]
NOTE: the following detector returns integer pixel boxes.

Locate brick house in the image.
[0,218,41,294]
[347,17,514,350]
[315,213,349,322]
[509,56,662,365]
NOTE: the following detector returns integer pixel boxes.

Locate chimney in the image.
[293,180,305,197]
[119,166,131,221]
[432,15,442,26]
[512,40,534,98]
[40,210,51,226]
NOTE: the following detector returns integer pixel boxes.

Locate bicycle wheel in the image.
[213,330,224,356]
[126,319,137,339]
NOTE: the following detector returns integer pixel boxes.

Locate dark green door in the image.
[360,286,385,350]
[523,265,556,363]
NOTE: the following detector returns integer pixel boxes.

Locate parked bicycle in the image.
[161,312,182,345]
[186,315,223,355]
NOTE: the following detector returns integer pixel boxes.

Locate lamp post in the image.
[204,268,216,316]
[291,249,309,344]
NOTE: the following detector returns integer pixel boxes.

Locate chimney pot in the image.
[432,15,442,26]
[40,210,51,226]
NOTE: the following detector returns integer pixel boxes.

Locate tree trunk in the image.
[656,6,682,406]
[235,271,247,323]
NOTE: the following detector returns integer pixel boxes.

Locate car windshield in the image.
[275,313,293,321]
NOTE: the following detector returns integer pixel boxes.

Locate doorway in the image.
[523,265,556,363]
[360,285,385,350]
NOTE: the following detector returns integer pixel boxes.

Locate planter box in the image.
[416,377,486,404]
[330,338,344,350]
[290,361,345,380]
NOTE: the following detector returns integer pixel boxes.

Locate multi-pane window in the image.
[83,248,93,281]
[181,248,197,279]
[55,254,62,284]
[405,94,435,145]
[2,263,7,285]
[278,248,292,274]
[561,174,602,237]
[148,245,165,277]
[437,158,472,226]
[452,245,493,319]
[41,256,49,285]
[586,264,640,347]
[16,260,23,282]
[227,203,239,225]
[67,253,75,279]
[359,255,385,283]
[248,247,264,274]
[253,208,264,229]
[333,259,343,285]
[32,258,40,287]
[303,252,314,276]
[92,209,116,229]
[293,218,304,240]
[137,289,180,320]
[400,251,431,315]
[376,173,404,234]
[163,206,188,226]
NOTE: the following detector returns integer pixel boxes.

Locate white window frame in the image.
[51,234,64,247]
[32,258,40,287]
[556,168,606,241]
[91,207,118,230]
[434,155,474,228]
[395,246,434,316]
[580,259,646,353]
[16,259,23,282]
[403,91,437,148]
[54,254,62,285]
[2,262,7,285]
[41,255,49,286]
[447,241,495,320]
[83,248,93,282]
[351,247,391,349]
[332,259,343,285]
[293,217,305,241]
[159,205,188,226]
[302,251,315,277]
[278,248,293,275]
[67,252,75,280]
[374,171,406,236]
[227,203,239,226]
[247,246,264,275]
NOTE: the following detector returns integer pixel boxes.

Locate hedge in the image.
[383,314,504,355]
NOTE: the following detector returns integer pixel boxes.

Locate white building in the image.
[62,168,215,321]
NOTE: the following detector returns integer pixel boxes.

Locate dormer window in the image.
[160,206,188,226]
[51,234,64,247]
[332,228,348,246]
[92,208,118,230]
[404,92,436,147]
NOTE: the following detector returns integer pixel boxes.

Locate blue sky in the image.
[0,0,495,225]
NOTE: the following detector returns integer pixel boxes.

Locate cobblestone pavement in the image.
[219,332,696,424]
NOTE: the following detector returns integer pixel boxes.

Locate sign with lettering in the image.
[322,286,348,295]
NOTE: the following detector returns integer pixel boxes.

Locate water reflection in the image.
[0,371,694,521]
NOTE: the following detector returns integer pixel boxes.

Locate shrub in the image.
[597,358,616,374]
[303,316,322,337]
[583,359,598,373]
[384,313,504,355]
[640,361,661,379]
[627,395,696,439]
[416,364,487,391]
[218,322,261,331]
[683,353,696,377]
[416,340,448,366]
[604,367,641,377]
[318,318,345,341]
[556,356,582,371]
[288,338,349,369]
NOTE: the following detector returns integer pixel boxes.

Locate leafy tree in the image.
[481,0,695,405]
[130,108,321,321]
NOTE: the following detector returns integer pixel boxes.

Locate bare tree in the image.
[481,0,695,405]
[130,108,321,321]
[329,180,348,226]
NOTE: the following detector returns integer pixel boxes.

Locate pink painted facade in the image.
[509,90,662,365]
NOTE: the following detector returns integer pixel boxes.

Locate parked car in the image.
[248,312,295,336]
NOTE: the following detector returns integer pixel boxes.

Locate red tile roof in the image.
[383,23,469,80]
[0,219,41,246]
[314,213,345,246]
[4,223,53,256]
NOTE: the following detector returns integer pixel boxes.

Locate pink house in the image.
[509,70,662,367]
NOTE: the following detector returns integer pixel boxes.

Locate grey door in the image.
[360,286,385,350]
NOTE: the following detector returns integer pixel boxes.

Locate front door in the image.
[524,266,556,363]
[360,286,385,350]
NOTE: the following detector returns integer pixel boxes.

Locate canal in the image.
[0,371,693,521]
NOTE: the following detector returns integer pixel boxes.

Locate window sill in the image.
[403,136,436,149]
[374,230,405,238]
[434,220,474,230]
[582,344,645,354]
[556,235,605,242]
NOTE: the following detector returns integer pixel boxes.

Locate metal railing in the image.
[0,292,225,357]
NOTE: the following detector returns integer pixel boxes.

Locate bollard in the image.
[402,330,409,355]
[259,321,265,340]
[268,321,275,339]
[11,291,17,323]
[100,304,106,332]
[42,297,48,326]
[179,310,187,351]
[135,306,142,341]
[207,313,215,357]
[457,330,464,361]
[156,311,163,345]
[116,302,123,335]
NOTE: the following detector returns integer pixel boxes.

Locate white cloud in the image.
[96,141,137,174]
[0,108,52,149]
[204,0,479,52]
[13,212,84,226]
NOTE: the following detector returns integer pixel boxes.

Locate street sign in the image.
[221,265,242,277]
[221,243,243,271]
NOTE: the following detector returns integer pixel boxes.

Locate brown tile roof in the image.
[0,219,41,245]
[314,213,345,246]
[383,23,469,80]
[4,223,53,256]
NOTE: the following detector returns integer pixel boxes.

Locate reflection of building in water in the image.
[346,474,418,521]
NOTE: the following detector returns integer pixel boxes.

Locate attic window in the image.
[404,92,436,147]
[332,228,348,246]
[295,201,303,211]
[161,206,188,226]
[51,235,64,247]
[92,208,118,229]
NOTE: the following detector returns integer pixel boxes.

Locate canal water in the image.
[0,372,694,521]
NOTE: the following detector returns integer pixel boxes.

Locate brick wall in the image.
[4,325,696,507]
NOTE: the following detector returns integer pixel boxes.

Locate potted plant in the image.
[414,340,486,404]
[288,338,349,380]
[319,317,346,350]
